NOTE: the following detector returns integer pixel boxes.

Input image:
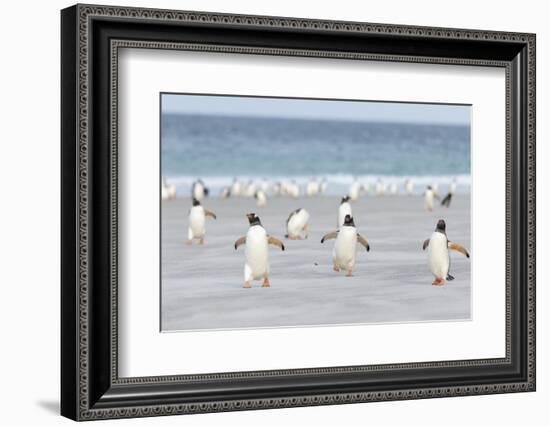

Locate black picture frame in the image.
[61,4,536,421]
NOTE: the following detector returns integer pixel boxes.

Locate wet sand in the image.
[161,194,471,331]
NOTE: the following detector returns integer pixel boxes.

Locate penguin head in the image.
[341,195,350,204]
[427,185,433,190]
[435,219,446,233]
[343,214,355,227]
[192,198,201,206]
[246,213,261,226]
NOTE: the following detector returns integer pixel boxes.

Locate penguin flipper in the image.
[422,239,430,250]
[268,236,285,251]
[357,234,370,252]
[448,242,470,258]
[204,209,217,219]
[234,236,246,250]
[321,231,338,243]
[446,274,455,281]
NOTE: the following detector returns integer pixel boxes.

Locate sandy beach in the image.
[161,194,471,331]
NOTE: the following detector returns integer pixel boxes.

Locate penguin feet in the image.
[346,268,354,277]
[186,239,192,245]
[243,281,252,289]
[199,238,205,246]
[333,264,340,272]
[262,278,271,288]
[432,278,445,286]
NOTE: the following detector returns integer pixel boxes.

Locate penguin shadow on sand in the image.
[422,219,470,286]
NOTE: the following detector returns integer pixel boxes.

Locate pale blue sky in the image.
[162,93,470,126]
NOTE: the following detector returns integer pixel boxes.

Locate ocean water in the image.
[161,114,470,196]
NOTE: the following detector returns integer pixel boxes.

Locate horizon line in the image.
[161,111,471,127]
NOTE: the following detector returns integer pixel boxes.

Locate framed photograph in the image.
[61,4,536,421]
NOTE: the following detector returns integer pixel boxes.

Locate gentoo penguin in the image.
[287,180,300,198]
[375,179,386,196]
[245,180,256,198]
[362,181,370,195]
[161,177,176,201]
[441,179,457,207]
[220,186,231,199]
[450,178,457,195]
[432,183,440,197]
[321,214,370,277]
[255,189,267,207]
[231,178,242,197]
[272,181,282,196]
[338,196,352,228]
[191,179,209,201]
[234,213,285,288]
[320,178,328,194]
[187,198,216,245]
[422,219,470,285]
[424,185,439,211]
[405,178,414,195]
[306,178,320,197]
[285,208,310,240]
[349,179,361,201]
[260,178,269,194]
[390,182,398,195]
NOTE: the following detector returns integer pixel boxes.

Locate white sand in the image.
[161,194,471,331]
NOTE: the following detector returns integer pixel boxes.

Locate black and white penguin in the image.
[321,214,370,277]
[285,208,310,240]
[422,219,470,285]
[441,179,457,208]
[191,179,209,201]
[349,179,361,201]
[405,178,414,195]
[338,196,352,228]
[231,178,242,197]
[234,213,285,288]
[255,189,267,207]
[161,177,176,201]
[424,185,439,211]
[187,198,216,245]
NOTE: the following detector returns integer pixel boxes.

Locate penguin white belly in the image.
[428,232,450,279]
[287,209,310,238]
[425,191,434,210]
[338,203,352,227]
[245,226,269,280]
[193,185,205,201]
[349,183,360,201]
[189,206,205,238]
[333,228,357,269]
[256,191,267,206]
[231,182,241,196]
